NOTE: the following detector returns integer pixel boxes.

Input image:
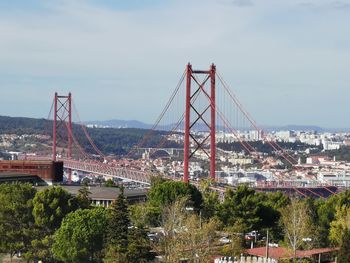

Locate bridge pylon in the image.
[52,92,73,182]
[183,63,216,182]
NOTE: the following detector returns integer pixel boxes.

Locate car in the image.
[147,233,158,242]
[219,236,232,244]
[245,234,254,240]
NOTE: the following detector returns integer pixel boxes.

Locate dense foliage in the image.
[0,115,50,135]
[148,180,203,209]
[0,183,36,260]
[321,146,350,162]
[104,188,154,263]
[338,228,350,262]
[217,185,290,240]
[0,183,154,262]
[87,127,179,155]
[33,186,79,231]
[52,207,107,263]
[30,186,90,262]
[106,187,130,254]
[1,180,350,262]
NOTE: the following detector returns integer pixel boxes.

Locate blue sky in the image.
[0,0,349,128]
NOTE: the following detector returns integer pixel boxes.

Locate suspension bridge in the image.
[40,63,337,198]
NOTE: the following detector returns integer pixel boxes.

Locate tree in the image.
[30,186,80,262]
[149,175,168,188]
[158,197,219,263]
[338,228,350,263]
[32,186,79,232]
[105,187,130,257]
[104,188,154,263]
[76,185,92,209]
[127,226,154,263]
[329,205,350,246]
[27,234,55,263]
[199,180,219,219]
[0,183,36,261]
[221,219,246,258]
[159,197,191,263]
[52,207,107,263]
[218,185,264,231]
[146,180,203,226]
[280,199,314,260]
[129,203,161,227]
[105,179,116,187]
[148,180,203,210]
[316,190,350,246]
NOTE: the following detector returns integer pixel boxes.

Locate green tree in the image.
[329,205,350,246]
[259,191,290,242]
[338,228,350,263]
[149,175,168,188]
[32,186,79,232]
[146,180,203,226]
[148,180,203,210]
[105,179,116,187]
[106,187,130,257]
[199,180,219,219]
[218,185,263,231]
[316,190,350,246]
[0,183,36,261]
[127,226,154,263]
[129,203,161,227]
[52,207,107,263]
[76,185,92,209]
[30,186,80,262]
[104,188,154,263]
[27,234,55,263]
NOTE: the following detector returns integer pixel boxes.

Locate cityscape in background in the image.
[1,0,350,262]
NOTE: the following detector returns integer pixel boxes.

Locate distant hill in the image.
[0,115,180,156]
[0,115,348,156]
[0,115,50,135]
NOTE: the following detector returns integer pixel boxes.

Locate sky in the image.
[0,0,349,128]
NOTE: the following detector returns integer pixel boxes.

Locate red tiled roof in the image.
[297,248,339,257]
[246,247,338,260]
[246,247,292,260]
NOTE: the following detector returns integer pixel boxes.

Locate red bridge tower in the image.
[183,63,216,183]
[52,92,73,182]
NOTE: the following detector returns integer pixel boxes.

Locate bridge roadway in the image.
[62,159,337,198]
[62,158,226,192]
[61,159,153,185]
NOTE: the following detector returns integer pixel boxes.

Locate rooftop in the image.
[246,247,338,260]
[35,185,148,201]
